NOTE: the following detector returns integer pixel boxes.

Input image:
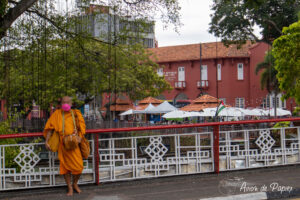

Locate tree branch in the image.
[265,19,283,35]
[8,0,18,4]
[26,8,110,45]
[123,0,146,5]
[247,27,272,45]
[0,0,38,39]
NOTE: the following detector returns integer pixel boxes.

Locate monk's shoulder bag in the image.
[73,111,90,159]
[62,110,79,151]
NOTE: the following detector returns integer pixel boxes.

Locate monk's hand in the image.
[73,130,81,143]
[45,142,51,151]
[73,129,78,135]
[77,136,82,143]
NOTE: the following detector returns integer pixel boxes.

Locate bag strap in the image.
[62,110,65,137]
[70,110,78,136]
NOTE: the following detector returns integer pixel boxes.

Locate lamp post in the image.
[215,38,218,100]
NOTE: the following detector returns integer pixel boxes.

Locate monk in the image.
[44,96,86,196]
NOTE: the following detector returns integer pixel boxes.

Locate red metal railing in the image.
[0,117,299,181]
[1,118,299,139]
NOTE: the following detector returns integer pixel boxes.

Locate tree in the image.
[209,0,299,46]
[0,0,176,120]
[272,20,300,104]
[255,51,280,116]
[0,0,181,40]
[0,37,171,113]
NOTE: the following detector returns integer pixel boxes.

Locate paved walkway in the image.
[2,165,300,200]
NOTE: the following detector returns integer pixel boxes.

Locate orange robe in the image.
[43,109,86,175]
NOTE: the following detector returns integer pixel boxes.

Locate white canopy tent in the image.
[201,108,218,117]
[220,107,244,117]
[120,104,292,119]
[148,101,177,114]
[162,110,209,119]
[202,107,244,117]
[184,111,206,118]
[250,108,267,116]
[162,110,189,119]
[134,103,156,114]
[265,108,292,116]
[238,108,259,116]
[119,109,134,116]
[119,101,176,116]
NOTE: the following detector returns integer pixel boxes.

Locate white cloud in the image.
[155,0,216,47]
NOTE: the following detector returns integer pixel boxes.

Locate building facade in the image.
[75,4,156,48]
[149,42,295,111]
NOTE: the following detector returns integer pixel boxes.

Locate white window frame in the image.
[157,68,163,77]
[266,95,270,108]
[282,99,286,108]
[217,64,221,81]
[237,63,244,80]
[263,98,267,108]
[201,65,208,81]
[235,97,245,108]
[266,93,286,108]
[178,66,185,81]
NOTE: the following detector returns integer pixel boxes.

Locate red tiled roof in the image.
[116,99,132,105]
[100,105,133,112]
[193,94,220,103]
[138,97,163,105]
[134,104,157,111]
[180,94,232,112]
[180,94,220,112]
[149,41,253,63]
[180,103,218,112]
[109,104,133,112]
[101,97,133,111]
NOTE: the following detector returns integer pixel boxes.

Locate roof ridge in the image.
[148,41,254,63]
[151,41,228,49]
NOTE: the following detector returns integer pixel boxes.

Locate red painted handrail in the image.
[0,117,299,139]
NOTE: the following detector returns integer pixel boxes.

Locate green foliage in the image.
[293,107,300,116]
[273,121,290,128]
[255,51,279,93]
[0,1,172,114]
[0,0,8,17]
[0,37,172,111]
[209,0,299,46]
[0,0,181,41]
[272,121,296,141]
[0,114,22,170]
[272,20,300,103]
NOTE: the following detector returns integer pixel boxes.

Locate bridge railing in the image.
[0,118,300,190]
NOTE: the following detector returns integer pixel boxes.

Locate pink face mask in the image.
[61,103,71,112]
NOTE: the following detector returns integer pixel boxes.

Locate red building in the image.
[149,41,295,111]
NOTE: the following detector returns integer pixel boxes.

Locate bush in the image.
[0,114,22,170]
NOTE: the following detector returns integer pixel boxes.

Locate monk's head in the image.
[61,96,72,112]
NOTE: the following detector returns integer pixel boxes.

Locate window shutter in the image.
[237,63,243,80]
[178,67,185,81]
[201,65,208,80]
[217,64,221,80]
[157,68,163,77]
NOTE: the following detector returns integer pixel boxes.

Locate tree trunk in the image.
[274,92,277,118]
[0,0,37,40]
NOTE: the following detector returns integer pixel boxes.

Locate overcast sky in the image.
[155,0,216,47]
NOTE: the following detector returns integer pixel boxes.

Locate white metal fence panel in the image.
[0,141,95,190]
[219,127,300,170]
[98,132,214,182]
[1,126,300,190]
